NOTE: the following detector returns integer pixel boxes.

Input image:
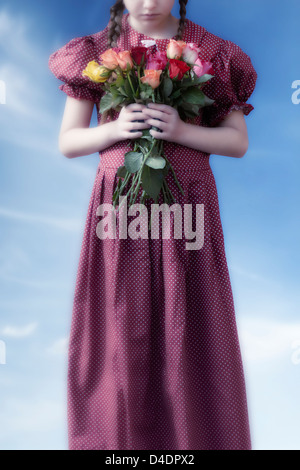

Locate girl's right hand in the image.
[114,103,152,140]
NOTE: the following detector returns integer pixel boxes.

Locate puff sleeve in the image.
[48,35,104,103]
[201,39,258,127]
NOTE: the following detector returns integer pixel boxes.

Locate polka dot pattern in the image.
[48,13,257,450]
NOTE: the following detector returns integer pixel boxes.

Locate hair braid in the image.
[107,0,125,49]
[176,0,188,40]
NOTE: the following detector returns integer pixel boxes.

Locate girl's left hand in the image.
[143,103,184,143]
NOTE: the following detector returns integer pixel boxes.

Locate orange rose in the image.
[117,51,134,71]
[141,70,162,89]
[166,39,186,60]
[100,49,119,70]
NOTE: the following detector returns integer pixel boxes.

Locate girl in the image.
[49,0,257,451]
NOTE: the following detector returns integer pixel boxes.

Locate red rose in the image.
[130,46,148,65]
[168,59,191,80]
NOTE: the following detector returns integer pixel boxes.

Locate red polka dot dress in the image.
[48,13,257,451]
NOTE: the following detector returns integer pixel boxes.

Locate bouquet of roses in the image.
[82,39,214,213]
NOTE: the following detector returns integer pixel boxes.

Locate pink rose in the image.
[146,51,168,70]
[182,43,200,64]
[166,39,186,60]
[193,58,214,77]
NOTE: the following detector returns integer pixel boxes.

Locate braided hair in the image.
[107,0,189,48]
[176,0,188,41]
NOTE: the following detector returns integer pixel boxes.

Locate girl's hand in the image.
[143,103,185,142]
[115,103,152,140]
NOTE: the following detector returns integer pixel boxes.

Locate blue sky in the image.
[0,0,299,450]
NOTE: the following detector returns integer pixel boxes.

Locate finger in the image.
[143,108,167,121]
[146,119,167,131]
[127,130,143,139]
[126,103,147,112]
[130,121,152,130]
[147,102,173,114]
[149,128,163,139]
[127,111,148,121]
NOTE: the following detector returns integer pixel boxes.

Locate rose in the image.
[193,58,214,77]
[131,46,148,65]
[146,51,168,71]
[117,51,134,71]
[166,39,186,60]
[182,43,200,64]
[141,70,162,89]
[82,61,111,83]
[100,49,119,70]
[168,59,190,80]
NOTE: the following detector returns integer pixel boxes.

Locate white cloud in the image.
[0,206,82,232]
[0,397,65,438]
[46,337,69,356]
[1,322,38,338]
[0,9,44,67]
[239,316,300,363]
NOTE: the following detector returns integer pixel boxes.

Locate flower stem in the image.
[127,72,136,98]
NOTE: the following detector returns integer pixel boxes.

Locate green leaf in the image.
[99,93,114,113]
[116,165,127,178]
[141,166,164,201]
[145,156,166,170]
[140,87,153,100]
[115,73,125,88]
[162,160,171,177]
[163,78,173,98]
[119,86,128,97]
[182,88,206,106]
[195,73,214,84]
[202,94,215,106]
[125,79,134,98]
[124,151,143,173]
[169,89,182,100]
[180,78,194,88]
[180,102,200,117]
[112,95,125,107]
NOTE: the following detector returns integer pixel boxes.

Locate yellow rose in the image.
[141,70,162,89]
[82,61,111,83]
[117,51,134,71]
[166,39,187,60]
[100,49,119,70]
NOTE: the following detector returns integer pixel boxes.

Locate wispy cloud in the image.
[0,207,81,232]
[46,337,69,356]
[239,316,300,363]
[0,322,38,338]
[0,397,65,442]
